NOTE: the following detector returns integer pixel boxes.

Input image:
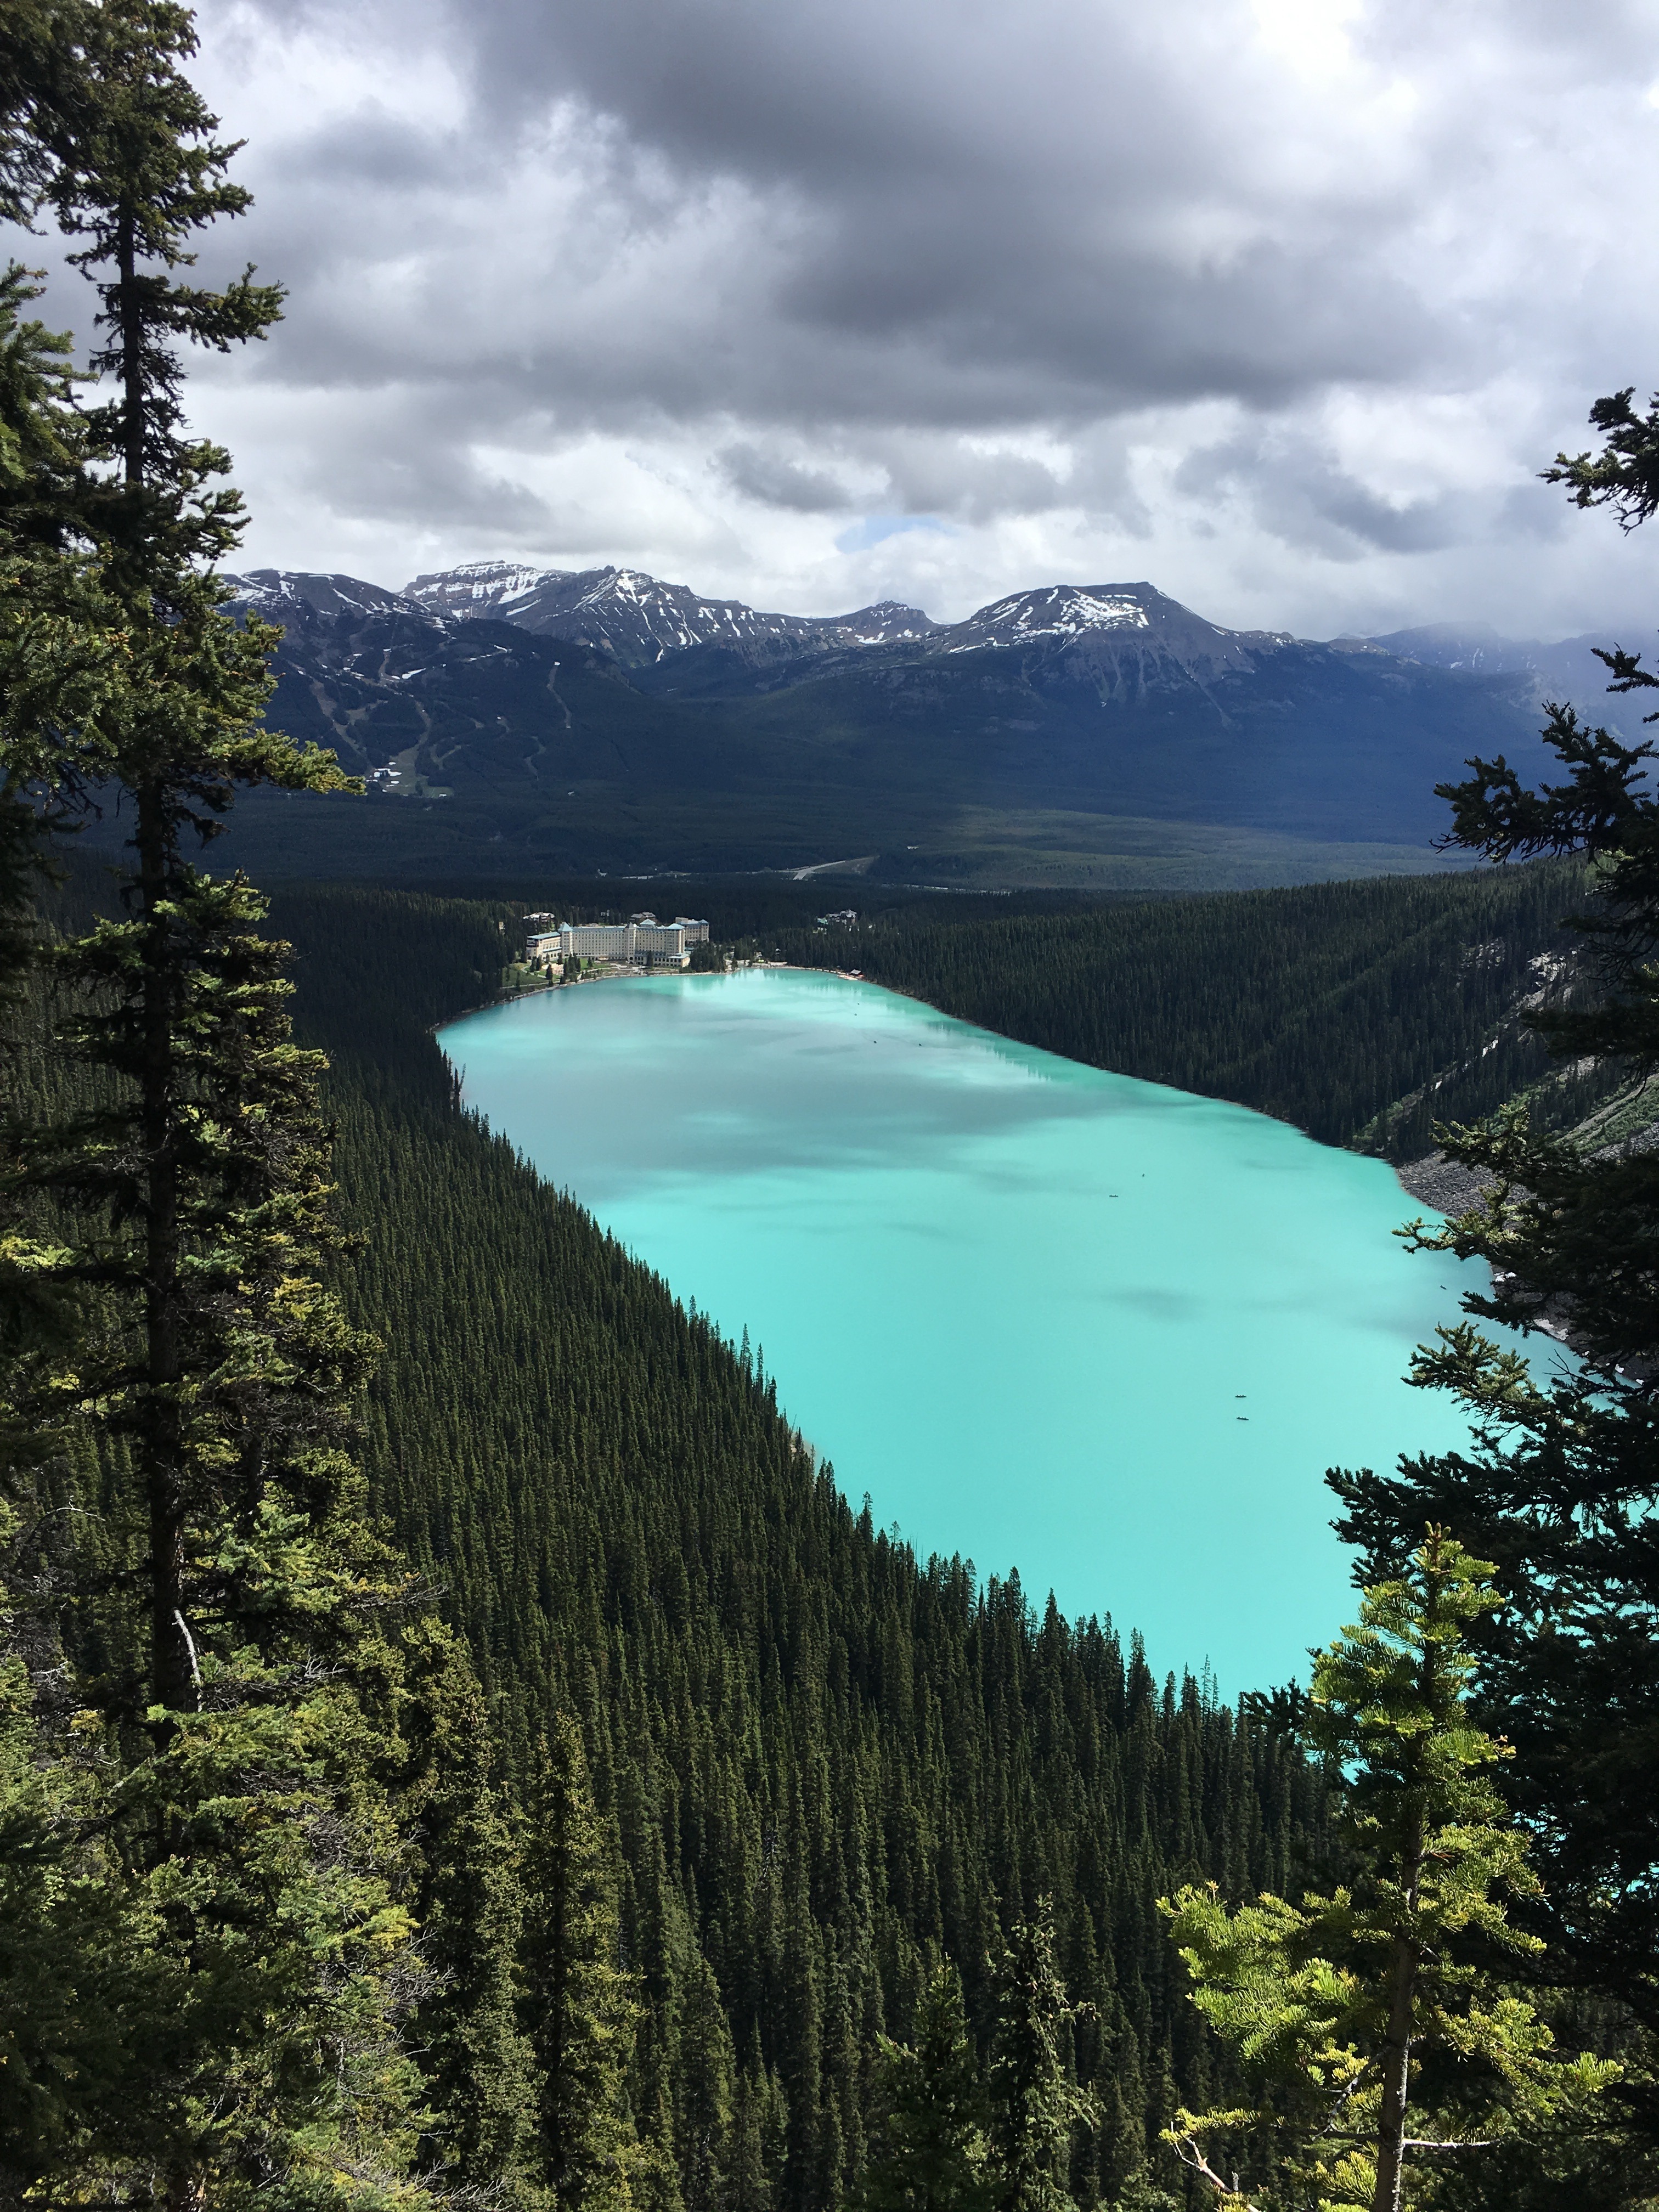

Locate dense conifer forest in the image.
[763,864,1612,1158]
[6,10,1656,2204]
[268,876,1338,2208]
[14,839,1647,2206]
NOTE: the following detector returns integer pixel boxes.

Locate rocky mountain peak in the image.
[225,568,436,623]
[400,559,940,670]
[403,560,573,618]
[833,600,940,644]
[934,582,1291,685]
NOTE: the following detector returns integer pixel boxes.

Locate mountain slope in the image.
[266,877,1335,2209]
[1338,621,1649,741]
[403,557,939,674]
[216,567,1565,883]
[690,584,1549,843]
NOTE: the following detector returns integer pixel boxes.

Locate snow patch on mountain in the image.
[943,585,1153,651]
[225,569,437,624]
[402,560,941,669]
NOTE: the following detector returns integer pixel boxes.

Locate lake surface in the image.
[439,968,1486,1692]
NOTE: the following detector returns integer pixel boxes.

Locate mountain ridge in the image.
[392,561,1306,687]
[400,558,940,673]
[238,557,1637,710]
[212,562,1578,884]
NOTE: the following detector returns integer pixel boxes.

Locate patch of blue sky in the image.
[834,513,952,553]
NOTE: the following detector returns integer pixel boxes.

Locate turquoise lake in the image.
[439,968,1487,1693]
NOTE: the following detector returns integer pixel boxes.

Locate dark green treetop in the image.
[1330,385,1659,2174]
[862,1957,991,2212]
[1164,1532,1612,2212]
[986,1900,1098,2212]
[1545,386,1659,532]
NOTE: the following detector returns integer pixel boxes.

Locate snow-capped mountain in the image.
[226,569,437,625]
[941,583,1155,648]
[397,560,1314,697]
[927,582,1294,687]
[215,561,1558,873]
[229,563,1627,734]
[402,560,938,670]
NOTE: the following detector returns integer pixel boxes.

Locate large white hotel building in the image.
[525,912,711,969]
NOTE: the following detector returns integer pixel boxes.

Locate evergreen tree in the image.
[1330,385,1659,2168]
[778,1810,827,2212]
[679,1951,736,2212]
[522,1714,644,2212]
[405,1625,541,2200]
[2,8,430,2199]
[862,1957,990,2212]
[0,128,135,2184]
[1,2,85,232]
[1163,1533,1612,2212]
[986,1901,1098,2212]
[727,2028,787,2212]
[35,0,352,1714]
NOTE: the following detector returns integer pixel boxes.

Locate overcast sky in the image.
[36,0,1659,634]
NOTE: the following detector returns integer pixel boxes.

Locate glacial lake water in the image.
[439,968,1491,1693]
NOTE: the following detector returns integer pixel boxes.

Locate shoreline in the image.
[456,959,1444,1205]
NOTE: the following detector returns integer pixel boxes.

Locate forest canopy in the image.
[2,7,1657,2210]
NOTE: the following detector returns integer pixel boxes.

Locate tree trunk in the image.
[1371,1918,1417,2212]
[1373,1684,1430,2212]
[138,772,194,1719]
[116,208,194,1724]
[117,206,145,488]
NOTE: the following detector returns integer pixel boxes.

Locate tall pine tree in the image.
[1330,383,1659,2170]
[861,1957,990,2212]
[522,1714,644,2212]
[1164,1534,1611,2212]
[986,1901,1097,2212]
[404,1623,541,2201]
[2,5,432,2198]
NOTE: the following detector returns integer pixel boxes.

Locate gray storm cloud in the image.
[114,0,1659,630]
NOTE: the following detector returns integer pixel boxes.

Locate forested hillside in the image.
[6,9,1653,2206]
[274,854,1611,1170]
[768,861,1612,1158]
[14,839,1632,2208]
[268,881,1335,2208]
[153,567,1560,890]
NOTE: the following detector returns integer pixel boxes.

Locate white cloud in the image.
[1250,0,1364,84]
[86,0,1659,640]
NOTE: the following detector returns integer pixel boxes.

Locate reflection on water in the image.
[441,968,1482,1694]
